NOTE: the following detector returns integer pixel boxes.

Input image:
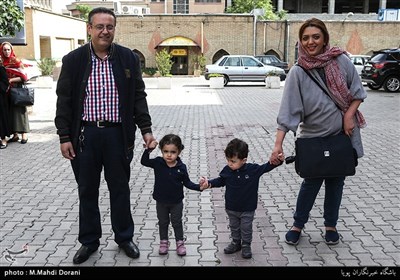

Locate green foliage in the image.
[155,49,173,77]
[0,0,25,37]
[192,54,207,72]
[208,73,224,78]
[225,0,286,20]
[37,58,56,76]
[76,4,92,21]
[266,70,280,76]
[143,67,157,76]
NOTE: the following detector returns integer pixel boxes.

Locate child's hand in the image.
[199,176,209,190]
[143,140,158,151]
[277,153,285,162]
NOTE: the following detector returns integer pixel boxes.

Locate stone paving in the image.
[0,77,399,271]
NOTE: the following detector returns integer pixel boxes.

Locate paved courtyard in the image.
[0,77,399,274]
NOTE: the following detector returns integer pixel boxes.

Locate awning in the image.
[156,36,199,47]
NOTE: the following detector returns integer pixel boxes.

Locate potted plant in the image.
[265,71,281,89]
[155,49,173,88]
[36,58,56,88]
[192,54,206,77]
[208,73,224,89]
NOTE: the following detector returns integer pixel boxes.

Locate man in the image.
[55,7,157,264]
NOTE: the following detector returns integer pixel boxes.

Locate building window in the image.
[173,0,189,14]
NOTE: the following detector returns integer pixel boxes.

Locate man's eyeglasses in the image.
[91,24,115,31]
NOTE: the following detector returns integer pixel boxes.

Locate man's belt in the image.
[82,121,121,128]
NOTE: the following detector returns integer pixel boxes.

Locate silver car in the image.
[205,55,286,86]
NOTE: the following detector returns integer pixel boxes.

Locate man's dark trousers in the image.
[71,125,134,250]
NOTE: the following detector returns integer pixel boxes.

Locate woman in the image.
[1,41,30,144]
[269,18,367,246]
[0,61,11,149]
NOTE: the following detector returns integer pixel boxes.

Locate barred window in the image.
[173,0,189,14]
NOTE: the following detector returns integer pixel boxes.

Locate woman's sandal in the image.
[7,136,19,143]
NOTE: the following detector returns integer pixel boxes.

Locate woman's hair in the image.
[159,134,184,152]
[224,138,249,160]
[298,18,330,45]
[88,7,116,25]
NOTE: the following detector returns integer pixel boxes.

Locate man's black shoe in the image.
[119,241,140,259]
[72,245,97,264]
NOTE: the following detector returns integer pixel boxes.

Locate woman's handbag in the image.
[9,85,35,106]
[294,133,358,178]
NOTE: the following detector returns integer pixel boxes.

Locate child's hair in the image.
[224,138,248,159]
[159,134,185,152]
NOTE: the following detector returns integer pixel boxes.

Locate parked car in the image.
[349,54,370,76]
[254,55,289,73]
[22,59,42,81]
[361,48,400,92]
[204,55,286,86]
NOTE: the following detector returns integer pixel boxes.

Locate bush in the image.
[143,67,158,76]
[155,49,173,76]
[37,58,56,76]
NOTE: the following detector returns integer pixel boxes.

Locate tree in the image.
[155,49,173,76]
[0,0,25,37]
[76,4,92,21]
[226,0,286,20]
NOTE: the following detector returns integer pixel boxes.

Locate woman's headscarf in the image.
[297,42,366,128]
[1,41,27,82]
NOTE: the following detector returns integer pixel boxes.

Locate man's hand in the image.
[60,142,75,160]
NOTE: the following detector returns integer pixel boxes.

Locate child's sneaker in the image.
[223,240,241,254]
[241,243,252,259]
[176,240,186,256]
[159,240,169,255]
[285,228,301,245]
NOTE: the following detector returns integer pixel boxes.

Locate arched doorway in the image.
[212,49,229,64]
[133,49,145,70]
[155,36,199,75]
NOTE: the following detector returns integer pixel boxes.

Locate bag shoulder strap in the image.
[296,64,341,111]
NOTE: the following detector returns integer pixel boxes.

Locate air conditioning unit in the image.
[121,5,142,15]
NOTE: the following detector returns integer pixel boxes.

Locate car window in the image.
[389,52,400,61]
[269,56,279,63]
[370,53,387,62]
[218,57,228,66]
[353,57,364,65]
[242,57,259,67]
[224,57,241,66]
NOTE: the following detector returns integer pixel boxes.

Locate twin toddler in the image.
[141,134,283,259]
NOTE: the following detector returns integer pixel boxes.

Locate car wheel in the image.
[367,83,381,90]
[223,75,229,86]
[383,76,400,92]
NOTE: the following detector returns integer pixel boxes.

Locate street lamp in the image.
[251,8,264,56]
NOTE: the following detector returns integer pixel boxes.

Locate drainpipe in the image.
[201,21,204,54]
[263,22,266,54]
[284,20,290,63]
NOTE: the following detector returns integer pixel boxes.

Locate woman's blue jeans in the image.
[293,177,345,229]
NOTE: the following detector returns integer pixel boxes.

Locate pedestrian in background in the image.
[55,7,157,264]
[201,138,283,259]
[141,134,206,256]
[1,41,30,144]
[269,18,366,246]
[0,61,11,149]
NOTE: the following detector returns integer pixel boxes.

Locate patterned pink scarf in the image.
[297,42,366,128]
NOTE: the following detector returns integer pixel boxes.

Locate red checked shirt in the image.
[82,46,121,122]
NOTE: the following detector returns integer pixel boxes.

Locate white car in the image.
[205,55,286,86]
[349,54,370,76]
[22,59,42,81]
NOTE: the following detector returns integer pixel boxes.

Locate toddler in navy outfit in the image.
[141,134,206,256]
[200,138,283,258]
